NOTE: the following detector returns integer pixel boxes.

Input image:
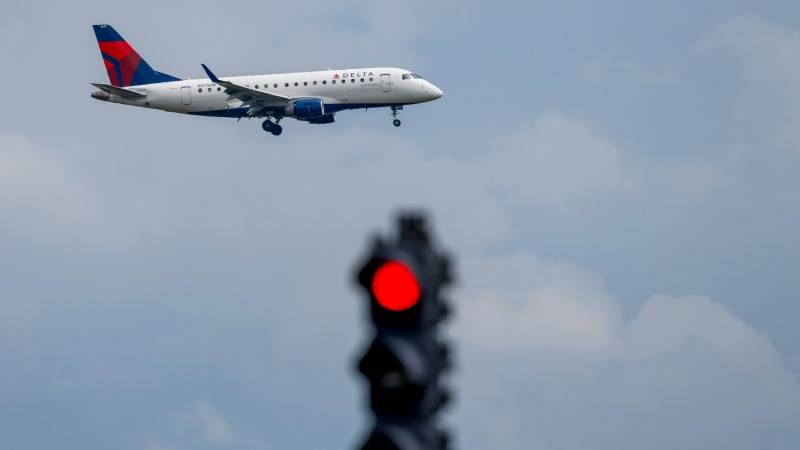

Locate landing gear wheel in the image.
[262,120,283,136]
[390,105,403,128]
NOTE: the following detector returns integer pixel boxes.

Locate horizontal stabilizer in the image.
[91,83,147,100]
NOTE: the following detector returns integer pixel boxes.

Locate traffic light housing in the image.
[358,335,450,418]
[356,222,451,331]
[354,213,453,450]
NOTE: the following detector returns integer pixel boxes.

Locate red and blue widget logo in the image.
[98,40,142,87]
[93,25,180,87]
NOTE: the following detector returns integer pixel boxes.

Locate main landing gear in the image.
[262,118,283,136]
[391,106,402,127]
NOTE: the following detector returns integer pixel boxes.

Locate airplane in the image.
[90,24,443,136]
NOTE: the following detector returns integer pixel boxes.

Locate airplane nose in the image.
[423,82,443,101]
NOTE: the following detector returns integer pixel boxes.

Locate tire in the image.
[262,120,274,132]
[393,119,402,127]
[270,124,283,136]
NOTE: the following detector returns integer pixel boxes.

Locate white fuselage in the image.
[92,67,443,119]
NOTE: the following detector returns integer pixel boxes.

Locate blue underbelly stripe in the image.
[187,103,405,118]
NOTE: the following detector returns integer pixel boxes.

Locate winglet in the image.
[201,64,220,83]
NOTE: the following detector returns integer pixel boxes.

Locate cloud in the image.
[0,133,103,237]
[698,16,800,156]
[0,55,790,450]
[143,400,237,450]
[186,400,236,446]
[699,16,800,89]
[460,253,620,357]
[0,3,798,450]
[122,0,475,74]
[488,113,630,205]
[455,253,800,450]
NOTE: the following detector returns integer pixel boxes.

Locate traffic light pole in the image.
[353,213,454,450]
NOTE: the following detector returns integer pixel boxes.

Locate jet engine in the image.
[285,98,325,119]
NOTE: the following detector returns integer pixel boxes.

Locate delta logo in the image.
[333,72,374,79]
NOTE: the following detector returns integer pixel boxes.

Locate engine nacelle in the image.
[308,114,335,124]
[285,98,325,119]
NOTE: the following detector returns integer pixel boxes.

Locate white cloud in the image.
[0,100,786,450]
[188,400,236,446]
[699,16,800,89]
[135,0,475,74]
[144,400,237,450]
[489,113,631,205]
[460,253,620,357]
[0,133,103,236]
[1,4,798,450]
[622,295,781,367]
[699,16,800,156]
[0,109,718,252]
[455,253,800,450]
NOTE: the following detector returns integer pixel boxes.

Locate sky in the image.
[1,1,799,449]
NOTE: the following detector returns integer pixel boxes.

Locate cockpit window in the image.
[403,73,425,80]
[411,73,424,79]
[402,74,412,80]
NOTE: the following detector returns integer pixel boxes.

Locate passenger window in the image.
[198,88,202,93]
[323,80,327,85]
[208,87,212,92]
[332,80,336,84]
[294,82,298,86]
[274,84,278,88]
[285,83,289,87]
[313,81,317,85]
[351,79,355,83]
[369,78,373,82]
[217,87,221,91]
[255,85,259,89]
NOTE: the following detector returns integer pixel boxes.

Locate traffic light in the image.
[354,213,454,450]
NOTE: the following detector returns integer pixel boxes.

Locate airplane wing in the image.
[91,83,147,100]
[201,64,292,117]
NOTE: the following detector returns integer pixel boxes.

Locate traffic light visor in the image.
[371,261,421,311]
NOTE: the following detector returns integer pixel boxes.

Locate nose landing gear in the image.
[391,106,402,127]
[262,118,283,136]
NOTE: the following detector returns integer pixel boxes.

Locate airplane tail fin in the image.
[92,24,181,87]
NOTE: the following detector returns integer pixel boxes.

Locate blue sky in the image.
[1,1,799,449]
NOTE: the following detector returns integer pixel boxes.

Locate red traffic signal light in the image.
[371,261,421,312]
